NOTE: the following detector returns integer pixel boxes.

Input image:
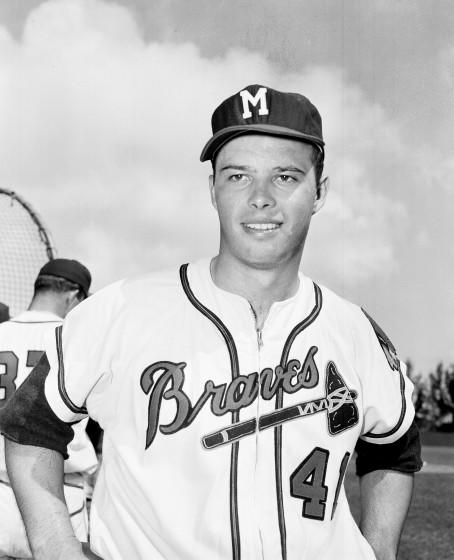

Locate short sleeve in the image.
[355,419,423,475]
[44,281,124,424]
[0,354,74,459]
[355,309,415,445]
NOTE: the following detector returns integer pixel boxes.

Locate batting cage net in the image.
[0,188,56,318]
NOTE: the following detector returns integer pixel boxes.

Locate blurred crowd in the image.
[409,362,454,432]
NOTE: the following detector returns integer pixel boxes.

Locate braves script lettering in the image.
[140,346,319,449]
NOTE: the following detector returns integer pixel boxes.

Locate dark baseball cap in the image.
[38,258,91,297]
[200,84,324,162]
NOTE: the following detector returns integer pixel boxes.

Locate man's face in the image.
[209,134,327,270]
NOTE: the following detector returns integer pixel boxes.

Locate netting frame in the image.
[0,188,58,316]
[0,188,57,261]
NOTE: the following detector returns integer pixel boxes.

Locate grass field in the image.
[345,444,454,560]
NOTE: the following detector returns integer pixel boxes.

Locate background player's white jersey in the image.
[43,259,415,560]
[0,310,98,556]
[0,310,98,477]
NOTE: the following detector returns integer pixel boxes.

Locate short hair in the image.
[312,148,324,186]
[33,274,85,300]
[211,141,325,185]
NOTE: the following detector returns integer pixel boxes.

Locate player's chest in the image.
[109,305,361,451]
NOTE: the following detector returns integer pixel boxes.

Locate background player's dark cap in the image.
[38,258,91,297]
[200,84,325,162]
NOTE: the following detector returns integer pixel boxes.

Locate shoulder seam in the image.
[55,326,88,415]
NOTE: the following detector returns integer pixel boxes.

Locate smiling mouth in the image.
[243,223,281,232]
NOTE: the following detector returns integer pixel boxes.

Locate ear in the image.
[209,174,217,210]
[64,290,82,316]
[312,176,329,215]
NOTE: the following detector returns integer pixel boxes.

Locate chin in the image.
[239,251,290,271]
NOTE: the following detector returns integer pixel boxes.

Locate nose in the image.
[248,178,276,209]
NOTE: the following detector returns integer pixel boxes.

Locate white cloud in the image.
[305,156,406,285]
[0,0,408,290]
[371,0,419,14]
[440,43,454,85]
[428,155,454,194]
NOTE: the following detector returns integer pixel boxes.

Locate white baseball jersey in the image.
[41,258,415,560]
[0,310,98,556]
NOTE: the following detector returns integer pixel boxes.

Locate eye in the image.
[229,173,248,182]
[275,174,297,185]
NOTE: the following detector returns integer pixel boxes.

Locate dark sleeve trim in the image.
[56,325,88,415]
[69,504,85,518]
[0,354,74,459]
[355,419,423,476]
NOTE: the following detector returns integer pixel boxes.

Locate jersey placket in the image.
[253,312,287,560]
[251,306,267,559]
[227,303,268,560]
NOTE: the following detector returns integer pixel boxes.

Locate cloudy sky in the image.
[0,0,453,375]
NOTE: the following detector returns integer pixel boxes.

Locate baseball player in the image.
[0,259,98,558]
[0,85,421,560]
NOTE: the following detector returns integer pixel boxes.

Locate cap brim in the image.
[200,124,325,162]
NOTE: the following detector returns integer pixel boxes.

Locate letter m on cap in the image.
[239,87,269,119]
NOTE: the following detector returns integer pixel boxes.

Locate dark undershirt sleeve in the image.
[0,354,74,459]
[355,419,423,477]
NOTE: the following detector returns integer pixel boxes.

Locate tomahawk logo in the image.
[203,361,359,449]
[239,87,269,119]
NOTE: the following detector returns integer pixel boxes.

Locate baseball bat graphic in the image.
[202,363,358,449]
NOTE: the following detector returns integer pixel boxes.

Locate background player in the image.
[0,259,98,559]
[0,85,421,560]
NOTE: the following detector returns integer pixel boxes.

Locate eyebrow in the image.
[219,164,255,173]
[219,165,307,173]
[273,166,306,174]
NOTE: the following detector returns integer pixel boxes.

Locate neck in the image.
[28,294,65,318]
[210,254,301,329]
